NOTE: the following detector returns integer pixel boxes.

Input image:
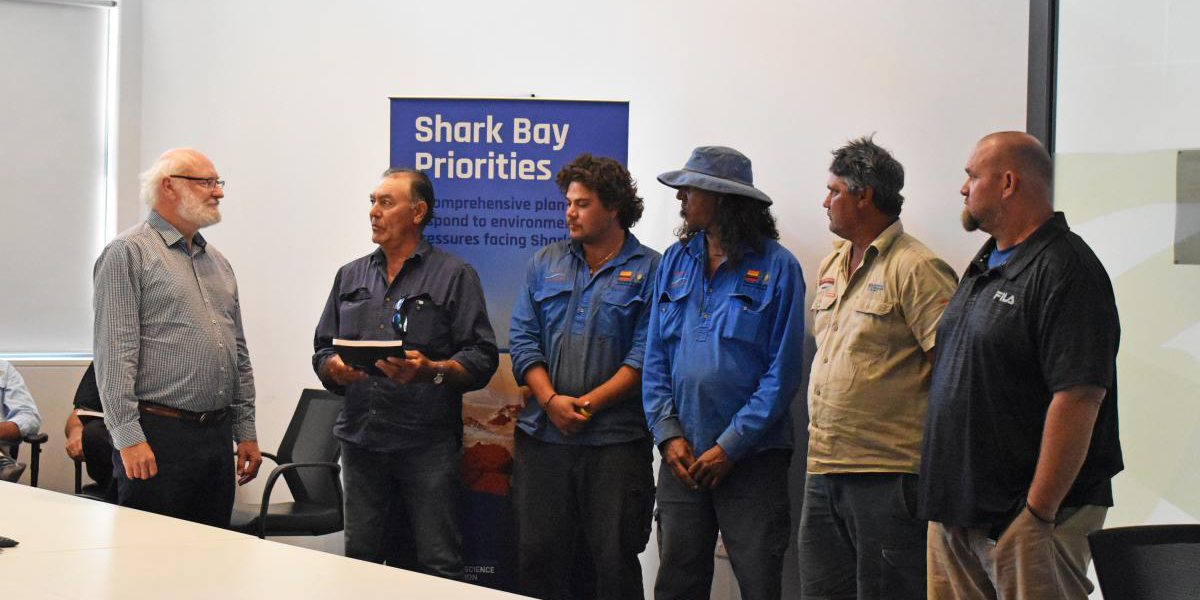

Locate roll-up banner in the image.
[390,97,630,591]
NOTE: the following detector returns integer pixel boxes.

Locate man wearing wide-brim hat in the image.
[642,146,806,600]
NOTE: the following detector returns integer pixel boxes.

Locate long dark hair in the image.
[677,194,779,264]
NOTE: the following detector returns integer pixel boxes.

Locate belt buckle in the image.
[198,411,212,423]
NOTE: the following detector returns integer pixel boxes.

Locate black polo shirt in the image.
[919,213,1123,527]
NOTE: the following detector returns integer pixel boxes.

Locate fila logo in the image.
[993,290,1016,305]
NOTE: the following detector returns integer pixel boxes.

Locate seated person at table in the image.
[65,362,116,499]
[1,358,43,483]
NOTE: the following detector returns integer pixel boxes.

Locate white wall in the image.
[112,0,1028,595]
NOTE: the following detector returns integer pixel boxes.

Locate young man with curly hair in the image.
[508,153,661,600]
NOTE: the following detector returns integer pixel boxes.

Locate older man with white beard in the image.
[93,148,261,527]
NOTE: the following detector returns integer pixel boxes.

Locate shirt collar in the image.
[148,210,206,251]
[370,237,433,269]
[569,231,645,268]
[830,219,903,262]
[968,212,1069,280]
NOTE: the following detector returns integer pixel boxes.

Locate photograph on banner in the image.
[390,97,630,591]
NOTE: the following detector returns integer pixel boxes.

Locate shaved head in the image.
[978,131,1053,192]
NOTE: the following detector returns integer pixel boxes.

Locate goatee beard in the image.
[961,208,980,232]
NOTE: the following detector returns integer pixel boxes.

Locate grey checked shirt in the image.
[93,211,256,449]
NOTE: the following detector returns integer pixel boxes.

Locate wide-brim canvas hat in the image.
[657,146,772,205]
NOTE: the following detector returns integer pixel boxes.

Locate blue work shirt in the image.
[509,233,661,446]
[642,233,805,460]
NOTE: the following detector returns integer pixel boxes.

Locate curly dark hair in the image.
[829,134,905,217]
[555,154,643,229]
[677,194,779,264]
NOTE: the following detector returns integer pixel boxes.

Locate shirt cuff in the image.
[621,355,644,373]
[110,420,147,450]
[233,420,257,444]
[651,416,685,447]
[716,429,749,461]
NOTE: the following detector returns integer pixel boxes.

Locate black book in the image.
[333,339,406,377]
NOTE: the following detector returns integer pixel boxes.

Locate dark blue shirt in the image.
[313,240,499,451]
[642,233,805,460]
[509,234,660,446]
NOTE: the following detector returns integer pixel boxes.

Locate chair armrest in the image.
[231,450,279,464]
[22,432,48,445]
[253,461,342,539]
[21,432,47,487]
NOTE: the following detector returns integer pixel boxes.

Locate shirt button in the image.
[385,297,390,302]
[218,342,224,347]
[822,357,828,363]
[702,313,708,319]
[578,308,585,314]
[210,319,216,324]
[380,324,385,329]
[832,324,839,331]
[221,366,226,371]
[219,390,225,395]
[815,389,821,396]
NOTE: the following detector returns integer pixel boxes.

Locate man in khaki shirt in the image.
[798,136,957,600]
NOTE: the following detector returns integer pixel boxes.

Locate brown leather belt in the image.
[137,401,228,423]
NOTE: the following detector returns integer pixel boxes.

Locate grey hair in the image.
[139,153,186,208]
[829,134,906,218]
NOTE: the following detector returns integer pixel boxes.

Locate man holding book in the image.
[312,167,498,579]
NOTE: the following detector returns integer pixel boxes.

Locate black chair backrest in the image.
[276,389,343,506]
[1089,524,1200,600]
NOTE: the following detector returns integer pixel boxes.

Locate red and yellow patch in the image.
[744,269,761,284]
[617,270,633,283]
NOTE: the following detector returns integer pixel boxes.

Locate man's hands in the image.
[65,417,85,461]
[377,350,437,384]
[688,445,733,489]
[661,438,733,490]
[321,354,367,386]
[120,442,157,479]
[662,437,698,489]
[545,394,590,436]
[236,440,262,485]
[66,431,84,461]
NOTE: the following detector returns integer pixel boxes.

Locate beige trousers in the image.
[927,505,1107,600]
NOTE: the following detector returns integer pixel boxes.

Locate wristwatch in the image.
[432,365,445,385]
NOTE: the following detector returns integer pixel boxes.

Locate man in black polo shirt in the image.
[920,132,1122,600]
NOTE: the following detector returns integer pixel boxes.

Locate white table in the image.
[0,482,527,600]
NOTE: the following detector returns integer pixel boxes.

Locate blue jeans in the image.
[654,448,791,600]
[340,437,464,580]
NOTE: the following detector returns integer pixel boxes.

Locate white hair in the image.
[138,152,187,208]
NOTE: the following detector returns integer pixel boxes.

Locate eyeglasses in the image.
[392,297,412,337]
[170,175,226,189]
[392,295,428,338]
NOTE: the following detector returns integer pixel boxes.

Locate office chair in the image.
[1088,524,1200,600]
[6,432,48,487]
[229,389,345,539]
[73,458,113,501]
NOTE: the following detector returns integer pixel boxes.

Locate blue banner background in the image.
[390,97,630,349]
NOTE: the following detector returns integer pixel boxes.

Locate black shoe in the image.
[0,456,26,483]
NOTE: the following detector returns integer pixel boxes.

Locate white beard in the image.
[179,187,221,228]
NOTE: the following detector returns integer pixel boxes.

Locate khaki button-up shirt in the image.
[807,220,957,474]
